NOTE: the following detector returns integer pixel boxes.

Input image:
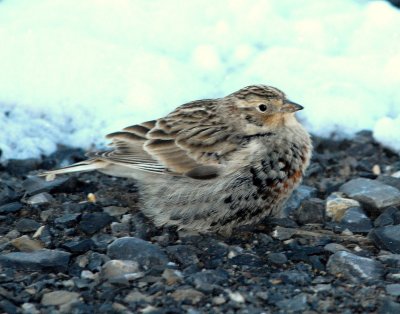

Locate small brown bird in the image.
[43,85,312,234]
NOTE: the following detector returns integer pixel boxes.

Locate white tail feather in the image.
[39,160,107,180]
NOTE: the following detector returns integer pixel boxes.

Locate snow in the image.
[0,0,399,160]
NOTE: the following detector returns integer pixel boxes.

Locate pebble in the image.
[107,237,169,270]
[110,222,130,237]
[386,284,400,296]
[100,259,144,283]
[327,251,383,282]
[103,206,130,217]
[188,269,229,289]
[339,206,373,233]
[79,212,114,234]
[26,192,54,205]
[62,239,94,253]
[0,202,23,214]
[369,225,400,253]
[10,235,43,252]
[272,226,297,240]
[378,254,400,267]
[0,249,71,272]
[326,193,360,221]
[276,293,308,312]
[123,291,153,303]
[324,243,349,253]
[293,198,325,224]
[15,218,41,233]
[41,290,80,306]
[162,268,183,285]
[267,252,288,265]
[6,158,40,176]
[339,178,400,209]
[166,245,199,267]
[0,183,21,206]
[379,299,400,314]
[171,288,205,304]
[54,213,81,227]
[280,185,317,217]
[227,291,245,303]
[374,207,400,227]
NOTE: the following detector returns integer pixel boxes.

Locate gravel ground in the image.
[1,130,400,313]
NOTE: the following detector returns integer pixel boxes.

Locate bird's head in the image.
[223,85,304,134]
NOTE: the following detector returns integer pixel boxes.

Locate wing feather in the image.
[95,101,239,177]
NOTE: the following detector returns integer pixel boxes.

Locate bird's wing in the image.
[96,100,239,178]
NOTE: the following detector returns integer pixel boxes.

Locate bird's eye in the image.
[258,104,268,112]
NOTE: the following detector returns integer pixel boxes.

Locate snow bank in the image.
[0,0,399,160]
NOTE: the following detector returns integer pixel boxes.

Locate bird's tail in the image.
[39,159,107,180]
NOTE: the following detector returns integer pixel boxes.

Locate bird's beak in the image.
[281,100,304,113]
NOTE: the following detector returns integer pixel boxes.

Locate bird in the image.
[42,85,312,234]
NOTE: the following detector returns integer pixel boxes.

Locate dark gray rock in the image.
[339,207,373,233]
[0,202,23,214]
[166,245,199,267]
[327,251,383,282]
[378,254,400,267]
[293,198,325,224]
[188,269,229,290]
[55,213,81,227]
[267,252,288,265]
[0,249,71,272]
[379,299,400,314]
[386,284,400,296]
[374,207,400,227]
[369,225,400,253]
[15,218,41,232]
[276,293,308,312]
[378,175,400,191]
[62,239,94,253]
[26,192,54,205]
[339,178,400,209]
[5,158,41,176]
[22,175,77,195]
[280,185,317,217]
[274,270,311,286]
[79,212,114,234]
[230,253,264,267]
[107,237,169,270]
[0,183,21,206]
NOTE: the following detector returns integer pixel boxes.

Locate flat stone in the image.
[327,251,383,282]
[107,237,169,270]
[280,185,317,217]
[369,225,400,253]
[386,284,400,296]
[339,178,400,209]
[339,207,373,233]
[26,192,54,205]
[188,269,229,289]
[326,193,360,222]
[79,212,114,234]
[162,268,183,285]
[15,218,41,233]
[41,290,80,306]
[10,235,43,252]
[0,249,71,272]
[0,202,23,214]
